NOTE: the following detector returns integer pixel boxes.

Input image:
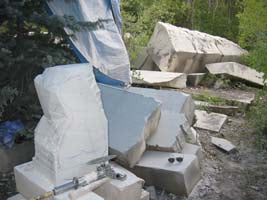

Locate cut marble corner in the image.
[98,84,161,167]
[146,112,187,153]
[132,151,201,197]
[94,162,144,200]
[182,143,203,163]
[194,110,227,132]
[127,86,195,125]
[131,70,187,89]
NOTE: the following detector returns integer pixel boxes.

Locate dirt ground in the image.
[189,115,267,200]
[1,104,267,200]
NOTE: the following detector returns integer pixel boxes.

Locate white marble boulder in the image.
[146,22,248,73]
[33,64,108,185]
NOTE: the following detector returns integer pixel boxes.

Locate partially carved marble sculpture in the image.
[33,63,108,185]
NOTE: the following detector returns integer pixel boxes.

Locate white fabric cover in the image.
[33,64,108,185]
[47,0,131,84]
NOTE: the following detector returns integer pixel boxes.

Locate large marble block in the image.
[128,87,195,125]
[147,112,187,152]
[98,84,161,167]
[33,64,108,185]
[147,22,248,73]
[132,151,201,196]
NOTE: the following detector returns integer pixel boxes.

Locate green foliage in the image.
[248,89,267,149]
[121,0,191,63]
[193,0,241,42]
[193,93,226,105]
[121,0,242,63]
[0,86,18,120]
[238,0,267,49]
[238,0,267,77]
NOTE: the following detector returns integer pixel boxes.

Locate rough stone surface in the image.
[181,143,203,162]
[132,151,201,196]
[7,194,26,200]
[145,186,157,200]
[140,190,149,200]
[128,87,195,125]
[181,124,199,145]
[147,22,248,73]
[133,48,159,71]
[99,84,161,167]
[187,73,206,86]
[0,141,34,173]
[206,62,265,87]
[94,162,144,200]
[132,70,187,89]
[194,110,227,132]
[147,112,187,152]
[33,64,108,185]
[211,137,236,153]
[195,101,239,116]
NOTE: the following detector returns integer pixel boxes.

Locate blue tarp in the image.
[0,120,24,149]
[46,0,131,86]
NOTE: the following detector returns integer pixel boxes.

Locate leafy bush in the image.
[248,89,267,149]
[0,86,18,120]
[121,0,191,62]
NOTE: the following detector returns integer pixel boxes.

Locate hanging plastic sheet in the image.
[46,0,131,85]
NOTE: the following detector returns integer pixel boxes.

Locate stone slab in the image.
[131,70,187,89]
[140,190,149,200]
[132,151,201,196]
[211,137,236,153]
[128,87,195,125]
[182,87,255,105]
[206,62,265,87]
[94,162,144,200]
[147,22,247,73]
[195,101,239,116]
[0,141,34,173]
[99,84,161,167]
[187,73,206,87]
[147,112,187,152]
[14,161,140,200]
[194,110,227,132]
